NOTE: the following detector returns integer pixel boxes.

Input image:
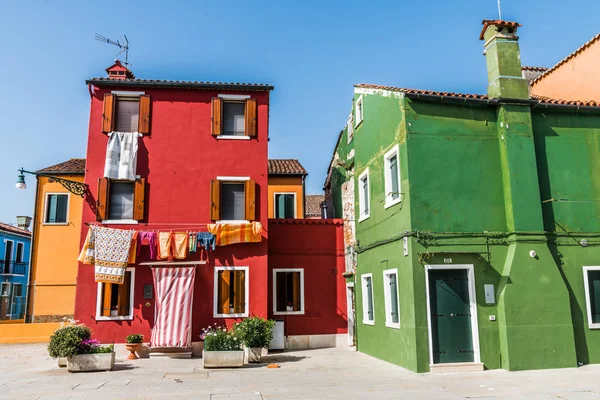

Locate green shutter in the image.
[366,277,373,321]
[390,155,399,200]
[285,194,295,218]
[390,273,399,323]
[47,195,57,223]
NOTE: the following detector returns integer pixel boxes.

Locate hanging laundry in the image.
[189,233,197,254]
[79,226,135,284]
[128,231,138,264]
[158,232,173,260]
[207,222,263,247]
[197,232,216,251]
[137,231,157,259]
[104,132,138,180]
[172,233,189,260]
[78,227,95,265]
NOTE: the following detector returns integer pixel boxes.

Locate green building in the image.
[324,20,600,373]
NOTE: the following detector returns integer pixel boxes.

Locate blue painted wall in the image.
[0,227,31,320]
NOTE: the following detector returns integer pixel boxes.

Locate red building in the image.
[74,62,347,353]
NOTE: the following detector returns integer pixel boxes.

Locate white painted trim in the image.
[42,192,70,225]
[1,282,10,296]
[272,268,305,315]
[111,91,145,96]
[12,283,23,297]
[218,94,251,100]
[95,268,135,321]
[355,95,364,127]
[102,219,139,225]
[383,144,402,209]
[424,264,481,365]
[347,113,354,144]
[583,266,600,329]
[361,273,374,325]
[383,268,400,329]
[354,87,405,99]
[358,168,370,222]
[216,176,251,181]
[273,192,298,219]
[216,135,251,140]
[346,282,354,288]
[214,266,249,318]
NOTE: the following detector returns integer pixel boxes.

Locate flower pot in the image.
[245,347,262,363]
[67,352,115,372]
[125,343,141,360]
[202,350,244,368]
[58,357,68,368]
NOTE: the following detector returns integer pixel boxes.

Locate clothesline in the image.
[84,222,215,228]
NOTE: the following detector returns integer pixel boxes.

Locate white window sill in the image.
[358,213,370,223]
[384,197,402,209]
[216,220,249,225]
[273,310,305,316]
[385,321,400,329]
[216,135,251,140]
[355,119,363,128]
[362,319,375,326]
[102,220,139,225]
[588,323,600,329]
[96,316,134,321]
[214,313,249,318]
[42,222,69,226]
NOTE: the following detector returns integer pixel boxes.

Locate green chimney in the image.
[480,20,529,99]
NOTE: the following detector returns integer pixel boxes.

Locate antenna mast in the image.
[95,34,130,67]
[497,0,502,20]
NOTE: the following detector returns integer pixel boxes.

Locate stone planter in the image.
[58,357,68,368]
[202,350,244,368]
[67,352,115,372]
[125,343,141,360]
[244,347,263,363]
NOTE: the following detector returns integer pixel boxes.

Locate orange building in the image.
[27,159,86,322]
[267,159,307,218]
[525,33,600,102]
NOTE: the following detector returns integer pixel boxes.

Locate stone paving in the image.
[2,344,600,399]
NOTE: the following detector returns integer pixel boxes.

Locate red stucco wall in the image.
[75,84,270,343]
[268,219,348,336]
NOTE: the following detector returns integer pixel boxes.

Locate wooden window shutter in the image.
[118,272,131,316]
[133,178,146,221]
[211,97,222,136]
[102,283,112,317]
[102,93,115,133]
[210,180,221,221]
[138,95,151,135]
[218,270,230,314]
[233,270,246,314]
[292,272,301,311]
[245,98,257,137]
[244,180,256,221]
[96,178,110,221]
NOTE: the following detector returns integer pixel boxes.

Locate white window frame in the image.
[361,273,374,325]
[583,266,600,329]
[383,269,400,329]
[347,113,354,144]
[43,193,70,225]
[12,283,22,297]
[95,267,135,321]
[383,144,402,209]
[218,94,251,140]
[214,266,249,318]
[273,192,297,219]
[358,168,370,222]
[272,268,305,315]
[216,176,250,224]
[1,282,10,296]
[355,95,364,127]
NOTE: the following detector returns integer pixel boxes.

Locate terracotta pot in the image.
[125,343,141,360]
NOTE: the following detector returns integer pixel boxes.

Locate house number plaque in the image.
[443,258,453,264]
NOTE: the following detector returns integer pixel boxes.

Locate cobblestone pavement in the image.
[2,344,600,399]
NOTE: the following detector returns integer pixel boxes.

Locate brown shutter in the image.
[102,283,112,317]
[210,180,221,221]
[211,97,222,136]
[245,98,257,137]
[133,178,146,221]
[138,95,151,135]
[102,93,115,133]
[234,270,246,314]
[218,270,230,314]
[245,180,256,221]
[292,272,301,311]
[96,178,110,221]
[118,272,131,315]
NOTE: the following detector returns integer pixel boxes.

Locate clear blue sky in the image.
[1,0,598,224]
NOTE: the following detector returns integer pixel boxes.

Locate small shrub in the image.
[233,316,275,349]
[79,339,114,354]
[126,334,144,344]
[48,322,92,358]
[202,325,242,351]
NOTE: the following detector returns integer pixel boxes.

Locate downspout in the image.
[302,175,306,218]
[24,176,40,323]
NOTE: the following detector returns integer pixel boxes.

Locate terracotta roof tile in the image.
[268,159,308,175]
[0,222,31,237]
[37,158,86,174]
[531,95,600,107]
[305,195,325,217]
[480,20,522,40]
[522,66,548,83]
[531,33,600,85]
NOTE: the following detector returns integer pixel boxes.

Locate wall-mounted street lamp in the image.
[16,168,88,197]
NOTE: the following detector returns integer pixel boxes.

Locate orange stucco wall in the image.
[268,176,304,218]
[531,39,600,102]
[28,175,84,321]
[0,322,60,343]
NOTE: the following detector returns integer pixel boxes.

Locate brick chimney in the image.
[16,216,32,230]
[480,20,529,99]
[106,60,135,80]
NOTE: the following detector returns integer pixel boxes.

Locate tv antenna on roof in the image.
[497,0,502,19]
[95,34,130,68]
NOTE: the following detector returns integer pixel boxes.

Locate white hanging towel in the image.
[104,132,138,180]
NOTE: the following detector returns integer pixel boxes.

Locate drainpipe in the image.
[24,176,40,323]
[302,175,306,219]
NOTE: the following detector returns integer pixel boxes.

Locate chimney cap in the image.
[480,20,522,40]
[105,60,135,80]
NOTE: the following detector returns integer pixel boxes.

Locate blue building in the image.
[0,219,31,321]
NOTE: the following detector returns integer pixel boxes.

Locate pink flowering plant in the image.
[79,338,114,354]
[200,323,242,351]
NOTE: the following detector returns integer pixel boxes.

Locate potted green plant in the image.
[48,321,91,367]
[67,339,115,372]
[233,316,275,363]
[125,334,144,360]
[201,324,244,368]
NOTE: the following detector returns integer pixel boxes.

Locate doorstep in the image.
[149,347,192,359]
[429,362,484,373]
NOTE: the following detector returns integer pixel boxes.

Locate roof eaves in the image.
[86,78,274,91]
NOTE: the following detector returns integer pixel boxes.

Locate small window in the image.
[347,113,354,143]
[384,145,402,208]
[97,269,134,320]
[358,169,370,222]
[355,95,364,127]
[15,243,24,264]
[215,267,248,317]
[222,101,245,136]
[274,193,296,219]
[361,274,374,325]
[108,181,135,220]
[1,283,9,296]
[221,182,246,221]
[383,269,400,328]
[273,269,304,314]
[115,98,140,133]
[584,266,600,328]
[45,194,69,224]
[13,284,23,297]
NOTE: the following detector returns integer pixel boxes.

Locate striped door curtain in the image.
[150,267,197,348]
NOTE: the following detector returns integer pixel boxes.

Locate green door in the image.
[428,269,474,363]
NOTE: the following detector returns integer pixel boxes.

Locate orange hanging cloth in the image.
[207,222,263,246]
[157,232,173,260]
[171,232,189,260]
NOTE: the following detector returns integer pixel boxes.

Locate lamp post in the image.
[15,168,88,197]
